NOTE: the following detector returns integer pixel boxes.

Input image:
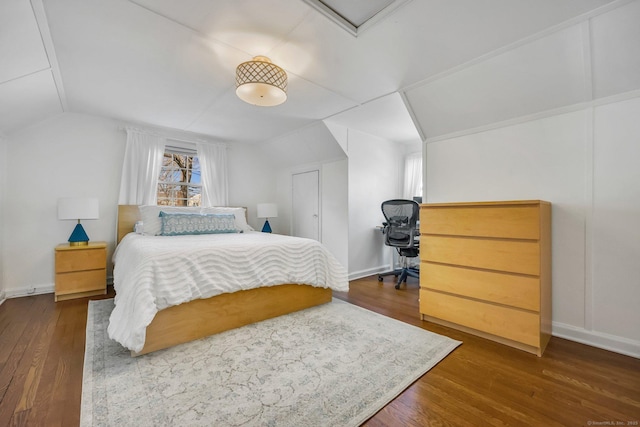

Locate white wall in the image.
[3,113,124,297]
[592,97,640,344]
[264,116,416,278]
[1,113,279,297]
[426,111,588,328]
[274,160,349,270]
[261,122,347,171]
[263,122,349,269]
[321,159,348,272]
[411,1,640,357]
[346,128,403,279]
[0,108,404,303]
[226,142,278,232]
[0,111,348,295]
[424,100,640,358]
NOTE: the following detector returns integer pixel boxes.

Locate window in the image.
[403,152,423,200]
[157,148,201,206]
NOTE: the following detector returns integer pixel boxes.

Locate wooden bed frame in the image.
[116,205,333,356]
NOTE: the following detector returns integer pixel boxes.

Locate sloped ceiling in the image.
[0,0,64,134]
[0,0,618,142]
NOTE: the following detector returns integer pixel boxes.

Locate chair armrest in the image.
[381,222,389,234]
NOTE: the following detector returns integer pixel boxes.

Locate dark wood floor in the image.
[1,277,639,427]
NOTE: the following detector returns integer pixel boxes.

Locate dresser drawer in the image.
[420,263,540,311]
[420,289,540,347]
[55,248,106,273]
[55,269,106,295]
[421,235,540,276]
[421,205,540,239]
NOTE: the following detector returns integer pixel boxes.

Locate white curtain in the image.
[403,152,423,200]
[197,142,228,207]
[118,129,166,205]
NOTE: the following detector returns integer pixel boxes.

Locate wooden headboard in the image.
[117,205,141,244]
[116,205,250,244]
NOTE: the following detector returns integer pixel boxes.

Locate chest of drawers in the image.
[419,200,551,356]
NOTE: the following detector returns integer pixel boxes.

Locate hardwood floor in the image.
[1,277,639,426]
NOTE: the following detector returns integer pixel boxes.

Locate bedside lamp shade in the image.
[257,203,278,233]
[58,197,99,246]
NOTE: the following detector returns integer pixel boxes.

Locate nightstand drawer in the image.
[55,248,106,273]
[55,269,106,296]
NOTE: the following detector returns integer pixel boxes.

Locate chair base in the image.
[378,266,420,289]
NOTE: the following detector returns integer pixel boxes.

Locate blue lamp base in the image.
[68,222,90,246]
[261,219,272,233]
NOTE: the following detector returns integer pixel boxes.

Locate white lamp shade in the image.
[58,197,99,220]
[257,203,278,218]
[236,83,287,107]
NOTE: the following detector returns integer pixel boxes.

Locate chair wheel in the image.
[378,276,383,282]
[395,283,401,290]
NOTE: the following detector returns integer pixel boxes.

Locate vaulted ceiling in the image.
[0,0,616,144]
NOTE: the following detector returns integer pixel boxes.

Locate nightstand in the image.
[54,242,107,302]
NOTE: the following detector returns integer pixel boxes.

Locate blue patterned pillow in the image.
[159,212,239,236]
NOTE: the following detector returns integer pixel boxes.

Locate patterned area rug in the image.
[81,298,460,427]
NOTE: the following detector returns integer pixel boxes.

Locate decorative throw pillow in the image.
[159,212,239,236]
[138,205,252,235]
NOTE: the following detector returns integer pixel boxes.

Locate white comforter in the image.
[108,232,349,352]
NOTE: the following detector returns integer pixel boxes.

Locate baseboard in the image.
[4,282,113,300]
[4,283,55,299]
[348,266,390,281]
[552,321,640,359]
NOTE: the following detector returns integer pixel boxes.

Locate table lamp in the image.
[257,203,278,233]
[58,197,99,246]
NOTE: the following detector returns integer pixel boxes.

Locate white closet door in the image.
[292,170,319,240]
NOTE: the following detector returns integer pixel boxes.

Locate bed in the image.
[110,205,349,356]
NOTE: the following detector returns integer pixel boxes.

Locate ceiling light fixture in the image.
[235,56,288,107]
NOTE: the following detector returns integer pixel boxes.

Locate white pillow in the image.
[138,205,253,235]
[205,207,254,233]
[139,206,196,236]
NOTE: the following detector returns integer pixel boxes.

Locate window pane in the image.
[190,158,201,184]
[188,186,201,207]
[158,150,201,206]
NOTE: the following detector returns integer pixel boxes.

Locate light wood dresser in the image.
[54,242,107,302]
[419,200,551,356]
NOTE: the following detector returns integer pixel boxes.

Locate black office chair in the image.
[377,199,420,289]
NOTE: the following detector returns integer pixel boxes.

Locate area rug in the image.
[81,298,460,427]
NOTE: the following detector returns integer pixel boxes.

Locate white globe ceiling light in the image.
[235,56,288,107]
